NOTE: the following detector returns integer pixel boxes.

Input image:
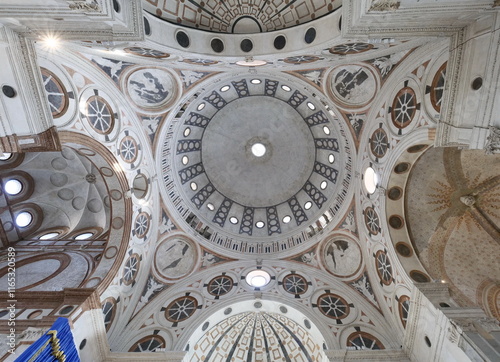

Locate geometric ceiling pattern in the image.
[1,2,499,361]
[143,0,342,33]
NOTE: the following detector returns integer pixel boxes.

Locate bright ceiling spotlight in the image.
[364,167,379,194]
[42,35,60,49]
[246,270,271,288]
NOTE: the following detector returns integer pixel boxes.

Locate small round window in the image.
[16,212,33,228]
[75,232,94,240]
[4,179,23,195]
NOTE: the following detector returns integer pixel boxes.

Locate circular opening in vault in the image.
[246,270,271,288]
[251,143,266,157]
[364,167,378,194]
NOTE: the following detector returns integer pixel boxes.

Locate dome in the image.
[142,0,342,33]
[159,74,353,256]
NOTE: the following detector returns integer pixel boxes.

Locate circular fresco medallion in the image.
[322,236,362,277]
[328,65,377,107]
[126,67,176,110]
[154,236,196,280]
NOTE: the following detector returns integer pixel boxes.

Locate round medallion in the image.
[207,275,234,296]
[322,237,362,278]
[154,237,196,280]
[346,331,384,350]
[398,295,410,328]
[391,87,417,129]
[134,212,150,239]
[282,273,308,295]
[370,128,389,158]
[124,47,170,58]
[430,62,446,113]
[316,293,350,320]
[328,65,377,107]
[165,296,198,322]
[85,95,115,134]
[375,250,393,285]
[329,43,374,55]
[126,68,176,110]
[364,207,380,235]
[40,68,68,118]
[122,253,140,286]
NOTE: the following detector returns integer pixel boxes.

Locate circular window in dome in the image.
[323,126,330,135]
[176,31,190,48]
[197,103,205,111]
[39,232,59,240]
[328,154,335,164]
[282,215,291,224]
[320,181,328,190]
[250,79,261,84]
[240,39,253,52]
[4,179,23,195]
[304,27,316,44]
[229,216,238,224]
[182,156,189,165]
[190,182,198,191]
[184,127,191,137]
[207,203,215,211]
[0,152,12,161]
[255,221,265,229]
[364,167,378,194]
[304,201,313,210]
[75,232,93,240]
[251,143,266,157]
[211,38,224,53]
[15,212,32,227]
[307,102,316,110]
[281,85,291,92]
[246,270,271,288]
[274,35,286,50]
[220,85,230,92]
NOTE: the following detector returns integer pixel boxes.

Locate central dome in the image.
[159,75,353,256]
[202,96,315,208]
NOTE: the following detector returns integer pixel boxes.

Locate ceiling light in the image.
[42,36,60,49]
[246,270,271,288]
[236,57,267,67]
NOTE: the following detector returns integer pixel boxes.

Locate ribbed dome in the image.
[143,0,342,33]
[190,311,324,361]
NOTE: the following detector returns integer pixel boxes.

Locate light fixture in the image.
[236,57,267,67]
[246,270,271,288]
[41,35,60,49]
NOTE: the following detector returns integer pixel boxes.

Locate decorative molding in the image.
[67,1,101,12]
[369,1,400,12]
[0,127,61,153]
[485,126,500,154]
